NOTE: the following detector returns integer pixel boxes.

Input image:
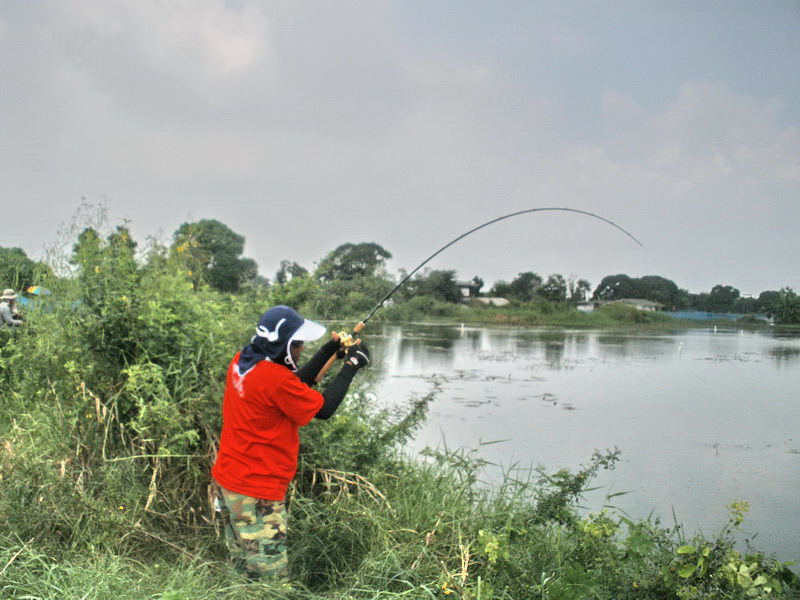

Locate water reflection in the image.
[371,323,800,567]
[769,346,800,362]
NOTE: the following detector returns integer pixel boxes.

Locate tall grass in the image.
[379,296,685,329]
[1,219,797,599]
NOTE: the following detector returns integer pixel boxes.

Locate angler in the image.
[211,305,370,580]
[211,208,641,579]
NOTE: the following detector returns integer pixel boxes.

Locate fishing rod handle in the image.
[313,321,366,383]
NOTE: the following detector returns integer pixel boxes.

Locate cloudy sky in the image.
[2,0,798,296]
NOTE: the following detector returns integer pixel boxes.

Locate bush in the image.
[596,303,673,324]
[2,217,796,598]
[382,294,459,321]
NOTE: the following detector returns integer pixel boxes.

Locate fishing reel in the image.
[336,331,357,347]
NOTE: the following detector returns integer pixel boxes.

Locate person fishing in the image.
[210,305,370,580]
[0,289,23,328]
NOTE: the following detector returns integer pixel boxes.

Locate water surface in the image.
[369,323,800,565]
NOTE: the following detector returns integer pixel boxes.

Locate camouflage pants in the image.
[211,481,288,579]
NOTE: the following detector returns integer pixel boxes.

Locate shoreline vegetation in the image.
[380,300,770,329]
[2,218,799,598]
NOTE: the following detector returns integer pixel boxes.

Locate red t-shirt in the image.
[211,352,324,500]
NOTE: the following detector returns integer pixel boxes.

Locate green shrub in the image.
[596,302,673,324]
[1,217,796,599]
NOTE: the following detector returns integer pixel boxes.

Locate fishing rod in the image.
[363,207,642,325]
[315,207,644,382]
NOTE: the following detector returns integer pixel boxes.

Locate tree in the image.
[593,274,686,309]
[171,219,258,293]
[489,280,511,298]
[275,260,308,285]
[0,247,51,290]
[765,287,800,324]
[593,274,643,300]
[707,284,740,313]
[471,276,484,295]
[638,276,685,309]
[567,277,592,304]
[538,274,568,303]
[315,242,392,282]
[732,297,758,314]
[689,292,710,312]
[410,269,462,303]
[756,290,781,313]
[70,226,142,363]
[107,224,137,258]
[505,271,543,302]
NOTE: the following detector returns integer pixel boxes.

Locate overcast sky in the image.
[2,0,798,296]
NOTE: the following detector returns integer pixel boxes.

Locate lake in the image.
[367,323,800,566]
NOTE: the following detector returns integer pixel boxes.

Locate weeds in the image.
[1,215,797,598]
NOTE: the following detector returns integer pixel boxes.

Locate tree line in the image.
[2,217,798,323]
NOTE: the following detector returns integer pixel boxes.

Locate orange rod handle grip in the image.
[313,322,366,384]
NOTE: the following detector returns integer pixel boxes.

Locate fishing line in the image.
[343,206,794,451]
[318,207,645,383]
[361,207,645,325]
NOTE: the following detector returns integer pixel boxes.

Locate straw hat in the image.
[1,289,17,300]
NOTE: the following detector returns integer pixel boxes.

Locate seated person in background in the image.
[0,289,23,328]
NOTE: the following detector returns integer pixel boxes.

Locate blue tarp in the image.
[668,310,768,321]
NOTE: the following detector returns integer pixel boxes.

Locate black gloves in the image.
[345,342,370,370]
[316,341,370,420]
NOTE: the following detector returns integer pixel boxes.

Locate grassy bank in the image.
[378,295,731,330]
[1,403,797,600]
[1,242,797,598]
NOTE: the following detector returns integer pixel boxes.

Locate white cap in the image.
[292,318,326,342]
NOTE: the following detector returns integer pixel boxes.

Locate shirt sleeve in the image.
[272,374,325,426]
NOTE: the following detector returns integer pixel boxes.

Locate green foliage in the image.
[567,277,592,303]
[594,274,687,309]
[269,274,323,312]
[275,259,309,284]
[766,287,800,324]
[594,274,642,300]
[534,448,621,524]
[757,290,781,313]
[123,363,200,455]
[539,273,568,303]
[663,502,794,599]
[0,246,52,290]
[308,275,395,319]
[689,291,711,312]
[171,219,258,292]
[1,215,797,599]
[382,294,460,321]
[503,271,543,302]
[315,242,392,282]
[403,269,462,303]
[596,302,674,324]
[297,376,435,478]
[733,296,758,314]
[708,284,741,313]
[470,275,484,294]
[308,242,395,319]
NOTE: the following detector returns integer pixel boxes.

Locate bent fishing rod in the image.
[315,207,643,382]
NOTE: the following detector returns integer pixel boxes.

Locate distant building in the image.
[455,280,482,299]
[577,298,666,312]
[612,298,666,311]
